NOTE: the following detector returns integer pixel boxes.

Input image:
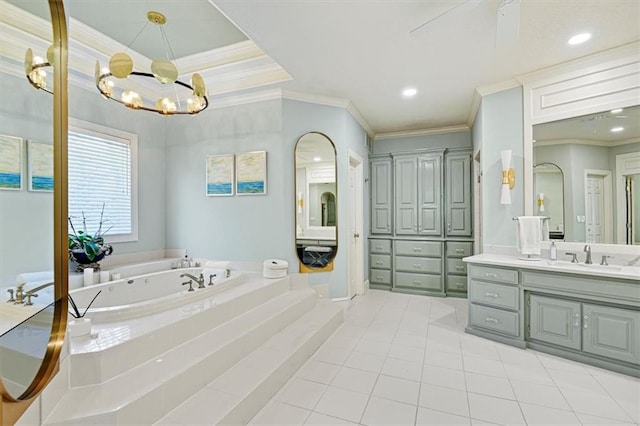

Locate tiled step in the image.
[69,274,290,387]
[43,287,319,425]
[155,299,344,425]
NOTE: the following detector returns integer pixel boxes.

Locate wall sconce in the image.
[500,150,515,205]
[297,192,304,213]
[537,193,545,212]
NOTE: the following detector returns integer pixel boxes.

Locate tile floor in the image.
[250,290,640,425]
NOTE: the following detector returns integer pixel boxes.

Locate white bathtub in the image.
[70,267,244,323]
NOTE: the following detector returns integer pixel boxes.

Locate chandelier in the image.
[95,11,208,116]
[25,46,54,93]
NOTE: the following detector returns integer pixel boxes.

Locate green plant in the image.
[68,203,112,261]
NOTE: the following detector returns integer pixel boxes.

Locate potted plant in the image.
[68,204,113,272]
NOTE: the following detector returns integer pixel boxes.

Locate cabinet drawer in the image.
[470,280,519,310]
[395,240,441,257]
[370,269,392,285]
[370,254,392,270]
[470,304,519,337]
[370,239,392,254]
[395,272,442,291]
[469,265,518,285]
[446,275,468,292]
[446,242,473,258]
[395,256,442,274]
[447,259,467,275]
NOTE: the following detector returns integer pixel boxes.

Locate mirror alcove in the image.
[294,132,338,272]
[0,0,69,424]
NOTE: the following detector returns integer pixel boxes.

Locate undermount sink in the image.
[575,263,624,272]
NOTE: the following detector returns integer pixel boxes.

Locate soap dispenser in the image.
[549,241,557,263]
[181,251,190,268]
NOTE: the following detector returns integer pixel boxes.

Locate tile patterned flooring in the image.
[250,290,640,425]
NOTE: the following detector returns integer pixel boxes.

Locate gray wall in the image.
[478,87,524,248]
[373,131,471,154]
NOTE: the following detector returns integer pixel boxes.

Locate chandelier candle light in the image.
[25,45,54,93]
[95,11,208,115]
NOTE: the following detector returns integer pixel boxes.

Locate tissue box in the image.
[263,259,288,279]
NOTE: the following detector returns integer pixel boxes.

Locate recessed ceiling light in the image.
[610,108,623,114]
[611,126,624,133]
[402,87,417,98]
[568,33,591,45]
[313,156,321,162]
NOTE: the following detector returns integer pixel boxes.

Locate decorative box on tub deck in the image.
[263,259,288,279]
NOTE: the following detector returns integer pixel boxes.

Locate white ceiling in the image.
[3,0,639,137]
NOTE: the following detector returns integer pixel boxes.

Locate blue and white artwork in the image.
[206,154,234,196]
[28,141,54,191]
[0,135,23,190]
[236,151,267,195]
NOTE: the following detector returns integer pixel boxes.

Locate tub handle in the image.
[182,280,194,292]
[208,274,217,286]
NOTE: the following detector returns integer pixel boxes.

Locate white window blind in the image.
[68,126,136,240]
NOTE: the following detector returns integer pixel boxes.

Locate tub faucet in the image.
[208,274,216,286]
[13,284,25,304]
[180,273,205,289]
[584,245,592,264]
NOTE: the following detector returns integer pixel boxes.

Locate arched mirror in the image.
[533,163,565,240]
[1,0,68,423]
[295,132,337,272]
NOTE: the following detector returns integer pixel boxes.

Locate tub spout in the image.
[208,274,216,286]
[180,273,205,289]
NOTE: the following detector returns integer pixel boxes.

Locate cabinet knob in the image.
[574,322,580,327]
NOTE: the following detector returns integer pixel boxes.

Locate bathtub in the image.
[70,267,244,323]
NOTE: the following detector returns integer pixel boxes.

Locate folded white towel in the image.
[16,271,54,286]
[204,261,231,270]
[516,216,543,256]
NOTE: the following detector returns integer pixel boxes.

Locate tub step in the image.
[155,299,343,425]
[43,287,320,425]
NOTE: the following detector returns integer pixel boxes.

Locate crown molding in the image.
[176,40,266,73]
[466,78,522,128]
[374,125,470,141]
[0,2,51,42]
[534,137,640,148]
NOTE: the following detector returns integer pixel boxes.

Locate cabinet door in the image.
[394,157,418,235]
[417,154,442,235]
[445,153,472,237]
[371,159,392,234]
[529,295,581,350]
[583,304,640,365]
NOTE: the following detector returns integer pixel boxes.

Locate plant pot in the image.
[69,245,113,272]
[68,318,91,337]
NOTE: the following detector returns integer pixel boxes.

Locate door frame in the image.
[348,149,364,297]
[584,169,613,243]
[615,152,640,244]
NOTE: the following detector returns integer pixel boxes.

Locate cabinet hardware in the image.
[456,283,465,288]
[376,261,384,265]
[455,248,464,253]
[413,264,422,268]
[484,272,499,278]
[574,322,580,327]
[376,245,383,250]
[413,280,421,285]
[484,317,499,324]
[484,292,499,298]
[455,265,465,271]
[413,247,422,252]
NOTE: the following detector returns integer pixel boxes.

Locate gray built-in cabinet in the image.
[466,261,640,377]
[369,148,473,296]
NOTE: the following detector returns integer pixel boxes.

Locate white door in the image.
[586,175,605,243]
[348,151,364,298]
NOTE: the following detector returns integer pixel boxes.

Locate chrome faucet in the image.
[584,245,592,264]
[180,273,205,289]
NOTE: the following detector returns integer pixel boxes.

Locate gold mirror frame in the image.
[294,132,338,273]
[0,0,68,424]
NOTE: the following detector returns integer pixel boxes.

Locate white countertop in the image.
[463,254,640,281]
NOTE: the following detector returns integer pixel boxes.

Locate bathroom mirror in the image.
[1,0,68,422]
[533,105,640,244]
[533,163,564,239]
[294,132,338,272]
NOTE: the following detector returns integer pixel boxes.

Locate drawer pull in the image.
[376,260,384,265]
[376,275,383,280]
[484,317,499,324]
[413,280,422,284]
[455,265,465,271]
[413,247,422,252]
[413,264,422,269]
[376,245,383,250]
[455,248,464,253]
[456,283,465,288]
[484,272,499,278]
[484,292,499,298]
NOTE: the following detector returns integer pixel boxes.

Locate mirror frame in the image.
[0,0,68,423]
[533,162,565,239]
[294,131,338,273]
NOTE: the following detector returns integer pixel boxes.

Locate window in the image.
[68,119,138,243]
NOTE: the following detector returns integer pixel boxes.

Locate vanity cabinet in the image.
[530,294,640,364]
[370,157,392,235]
[465,256,640,377]
[394,153,442,236]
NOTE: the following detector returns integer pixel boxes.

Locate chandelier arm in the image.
[96,71,209,115]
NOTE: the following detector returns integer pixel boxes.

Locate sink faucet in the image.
[24,281,54,306]
[584,245,592,265]
[180,273,205,289]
